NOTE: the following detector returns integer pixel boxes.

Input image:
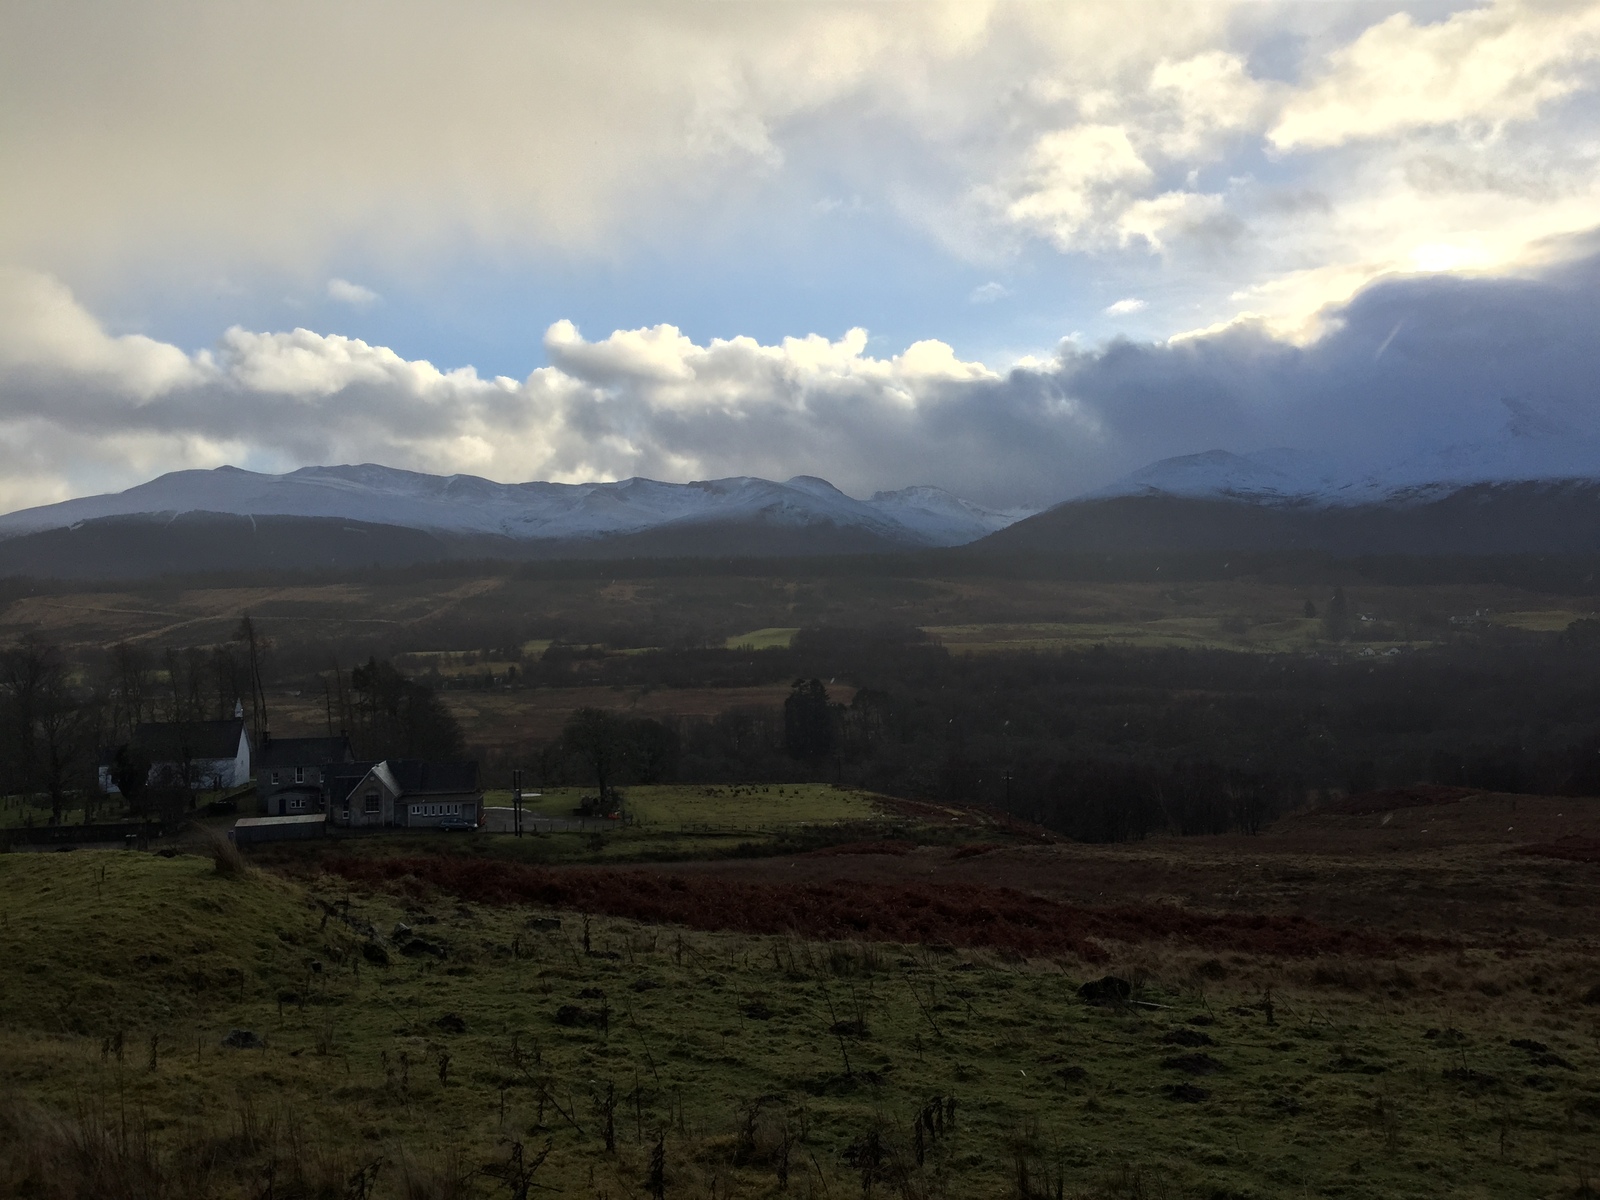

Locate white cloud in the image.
[968,281,1009,303]
[1002,124,1154,251]
[1270,1,1600,151]
[0,272,1042,508]
[4,1,1600,406]
[1104,298,1146,315]
[7,253,1600,514]
[326,278,379,307]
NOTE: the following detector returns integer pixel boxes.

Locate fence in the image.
[0,822,164,851]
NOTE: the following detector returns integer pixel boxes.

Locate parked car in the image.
[437,816,477,832]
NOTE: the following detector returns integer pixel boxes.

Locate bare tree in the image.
[0,638,46,801]
[233,615,270,743]
[208,643,247,720]
[106,642,155,743]
[1,640,92,825]
[563,707,624,815]
[160,648,201,793]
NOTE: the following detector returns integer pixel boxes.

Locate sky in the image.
[3,0,1600,513]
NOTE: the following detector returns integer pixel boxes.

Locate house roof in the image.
[257,735,353,769]
[133,719,246,762]
[386,759,479,796]
[325,761,384,807]
[324,758,479,804]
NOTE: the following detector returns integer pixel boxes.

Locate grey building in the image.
[326,759,481,830]
[256,734,354,816]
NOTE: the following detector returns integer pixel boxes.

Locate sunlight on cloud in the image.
[1270,1,1600,151]
[326,278,379,307]
[4,0,1600,447]
[1002,125,1153,250]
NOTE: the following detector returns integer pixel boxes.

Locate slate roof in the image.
[133,719,246,762]
[385,760,479,795]
[325,761,384,808]
[324,758,479,804]
[258,735,353,770]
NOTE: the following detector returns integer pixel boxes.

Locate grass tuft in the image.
[202,828,252,879]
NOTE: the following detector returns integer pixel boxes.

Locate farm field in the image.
[3,570,1588,659]
[724,627,800,650]
[922,617,1347,654]
[5,785,1600,1198]
[265,685,821,750]
[3,834,1600,1200]
[481,783,886,829]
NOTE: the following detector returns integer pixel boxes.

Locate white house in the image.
[101,717,252,793]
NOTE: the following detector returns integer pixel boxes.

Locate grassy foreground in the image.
[1,851,1598,1199]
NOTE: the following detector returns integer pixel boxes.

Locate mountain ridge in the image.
[0,464,1034,550]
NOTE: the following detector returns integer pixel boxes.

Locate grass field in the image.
[922,618,1345,654]
[2,848,1598,1199]
[923,616,1441,655]
[482,783,884,828]
[724,628,800,650]
[4,572,1585,661]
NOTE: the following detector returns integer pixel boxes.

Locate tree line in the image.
[0,618,465,825]
[482,620,1600,842]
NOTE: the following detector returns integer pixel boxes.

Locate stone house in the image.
[256,734,355,815]
[325,759,481,829]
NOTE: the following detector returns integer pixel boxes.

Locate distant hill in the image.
[0,509,961,580]
[15,450,1600,580]
[977,473,1600,558]
[0,464,1037,579]
[0,464,1029,546]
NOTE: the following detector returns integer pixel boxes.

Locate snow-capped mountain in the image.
[0,464,1030,549]
[984,441,1600,558]
[1084,439,1600,509]
[1083,449,1349,507]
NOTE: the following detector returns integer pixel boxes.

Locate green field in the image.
[484,783,884,828]
[724,627,800,650]
[2,851,1596,1199]
[924,618,1417,655]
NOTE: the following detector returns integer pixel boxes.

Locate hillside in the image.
[976,480,1600,557]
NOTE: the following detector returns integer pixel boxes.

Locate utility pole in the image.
[512,767,523,838]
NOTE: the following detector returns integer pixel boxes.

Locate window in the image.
[294,766,304,784]
[289,796,305,812]
[363,791,380,814]
[270,771,279,785]
[410,804,421,816]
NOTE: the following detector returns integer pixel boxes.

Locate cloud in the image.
[7,0,1600,345]
[1270,2,1600,151]
[0,1,1004,277]
[326,278,379,307]
[1001,124,1155,251]
[968,281,1009,304]
[1104,298,1146,315]
[6,248,1600,514]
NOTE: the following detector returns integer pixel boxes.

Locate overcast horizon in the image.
[5,0,1600,513]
